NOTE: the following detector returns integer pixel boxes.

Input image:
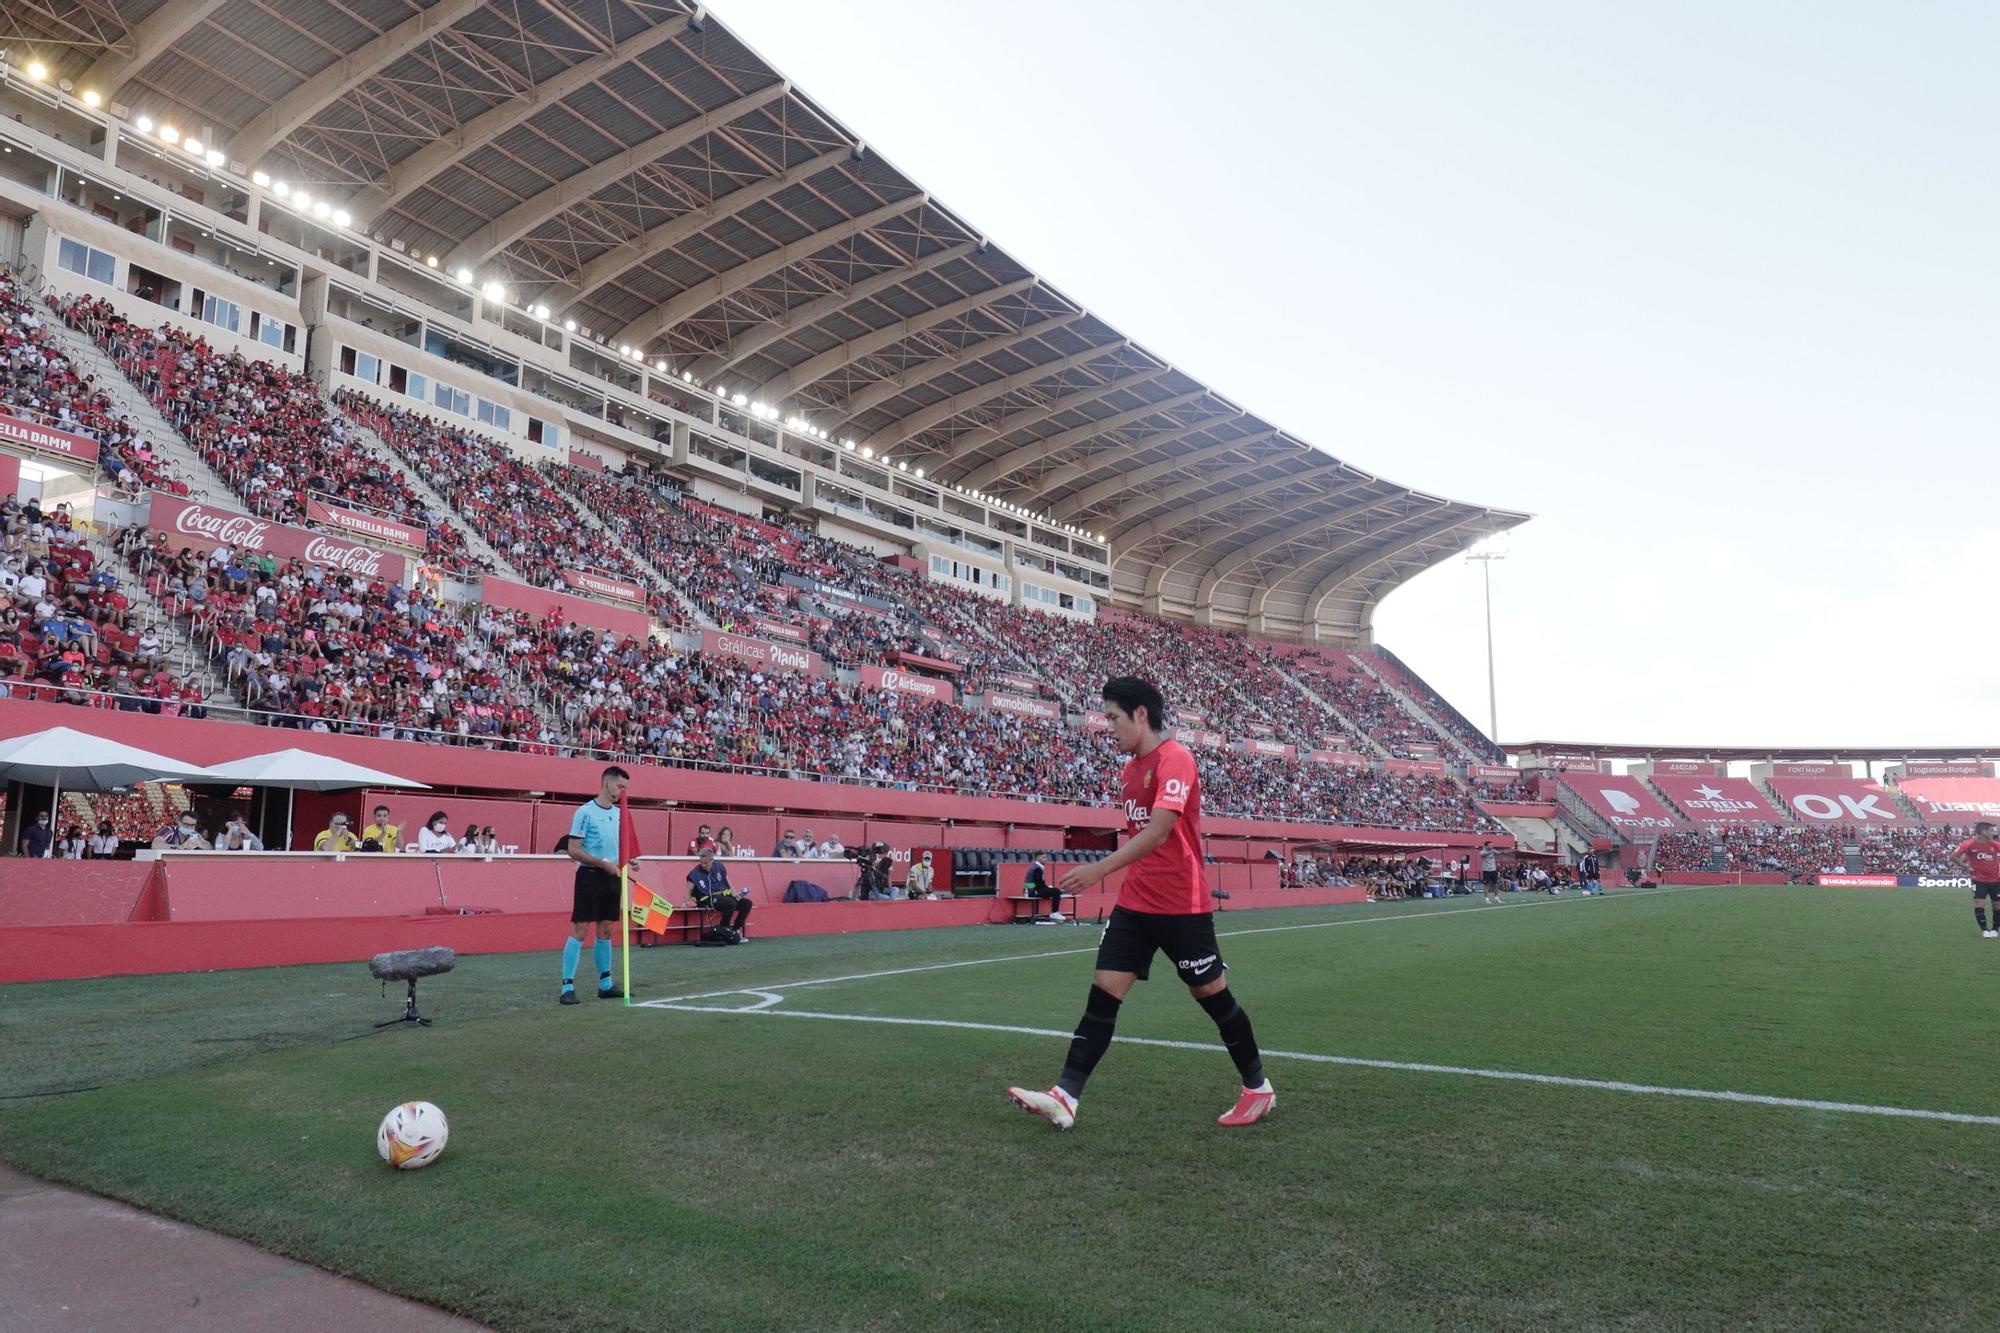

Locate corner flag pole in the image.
[620,860,632,1007]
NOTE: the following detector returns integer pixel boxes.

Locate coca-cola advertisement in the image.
[150,495,408,584]
[1082,711,1113,733]
[305,497,425,551]
[1240,737,1297,759]
[0,412,101,463]
[861,664,953,703]
[1311,749,1368,768]
[984,692,1060,723]
[748,617,808,644]
[701,630,820,676]
[564,568,645,607]
[1176,728,1225,750]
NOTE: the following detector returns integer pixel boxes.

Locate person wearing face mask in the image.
[152,812,212,851]
[57,824,87,859]
[87,820,121,859]
[219,816,263,851]
[18,811,54,858]
[416,811,457,853]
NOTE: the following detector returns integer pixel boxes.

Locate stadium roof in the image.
[4,0,1530,636]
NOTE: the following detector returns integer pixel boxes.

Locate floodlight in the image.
[82,89,102,108]
[159,125,180,144]
[251,170,270,187]
[25,61,48,82]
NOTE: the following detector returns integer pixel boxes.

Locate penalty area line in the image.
[647,1004,2000,1128]
[639,883,1721,1007]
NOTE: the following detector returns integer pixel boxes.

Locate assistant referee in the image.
[558,765,631,1004]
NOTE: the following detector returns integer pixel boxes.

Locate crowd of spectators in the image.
[338,393,661,615]
[1655,824,1971,879]
[2,270,185,497]
[1364,648,1505,762]
[50,296,477,577]
[1,494,204,713]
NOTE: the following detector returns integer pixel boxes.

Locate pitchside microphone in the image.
[369,946,456,1029]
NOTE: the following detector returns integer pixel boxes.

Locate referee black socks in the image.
[1057,984,1123,1098]
[1197,987,1266,1089]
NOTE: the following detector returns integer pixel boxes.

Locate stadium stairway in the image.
[79,526,233,710]
[333,411,519,580]
[36,308,238,505]
[1258,653,1390,758]
[1350,654,1487,765]
[543,467,715,630]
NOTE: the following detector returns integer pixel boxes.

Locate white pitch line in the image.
[640,883,1717,1006]
[646,1005,2000,1128]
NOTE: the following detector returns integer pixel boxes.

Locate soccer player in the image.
[1006,677,1274,1130]
[1957,821,2000,938]
[559,765,631,1004]
[1479,842,1501,904]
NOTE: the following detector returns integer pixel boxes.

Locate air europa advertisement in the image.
[861,664,953,702]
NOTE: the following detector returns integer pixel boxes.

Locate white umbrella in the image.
[200,748,430,849]
[0,727,217,856]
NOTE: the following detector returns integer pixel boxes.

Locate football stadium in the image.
[0,3,1993,1329]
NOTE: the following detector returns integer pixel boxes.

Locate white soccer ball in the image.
[377,1100,449,1170]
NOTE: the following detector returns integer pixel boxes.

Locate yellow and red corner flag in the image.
[618,791,643,1006]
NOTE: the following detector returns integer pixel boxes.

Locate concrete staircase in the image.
[39,312,238,506]
[1258,653,1391,760]
[82,528,245,716]
[541,469,714,631]
[335,413,519,580]
[1351,653,1486,765]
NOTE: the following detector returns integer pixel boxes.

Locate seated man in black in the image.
[1024,855,1067,922]
[686,847,753,941]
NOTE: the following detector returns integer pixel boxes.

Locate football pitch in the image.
[5,884,1998,1331]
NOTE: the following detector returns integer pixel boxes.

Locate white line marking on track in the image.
[640,883,1717,1006]
[645,1005,2000,1128]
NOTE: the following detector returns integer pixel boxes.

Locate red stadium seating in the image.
[1649,775,1785,825]
[1766,777,1910,825]
[1558,773,1683,833]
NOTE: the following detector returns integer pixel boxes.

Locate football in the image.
[376,1101,449,1170]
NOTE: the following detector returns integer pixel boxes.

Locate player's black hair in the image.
[601,764,631,782]
[1101,677,1167,732]
[1979,820,1995,835]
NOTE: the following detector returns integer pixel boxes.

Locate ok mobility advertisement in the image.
[1818,875,1975,888]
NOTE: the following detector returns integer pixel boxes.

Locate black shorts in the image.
[1481,870,1499,886]
[1093,906,1225,986]
[1976,882,2000,901]
[571,865,621,923]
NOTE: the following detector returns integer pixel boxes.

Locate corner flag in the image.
[618,791,642,1006]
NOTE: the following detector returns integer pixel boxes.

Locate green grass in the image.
[5,885,1999,1330]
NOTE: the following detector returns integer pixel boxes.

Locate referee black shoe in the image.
[558,989,580,1006]
[597,984,625,1000]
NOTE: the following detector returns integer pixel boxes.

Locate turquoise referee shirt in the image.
[569,799,620,865]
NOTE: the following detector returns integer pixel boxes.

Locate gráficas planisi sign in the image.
[701,630,820,675]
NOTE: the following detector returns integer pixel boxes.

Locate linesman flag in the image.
[618,790,642,869]
[627,879,675,935]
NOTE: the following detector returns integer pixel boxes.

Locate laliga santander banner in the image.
[150,495,408,584]
[0,412,100,464]
[861,664,953,703]
[1311,749,1368,768]
[305,497,425,552]
[1241,737,1297,759]
[701,630,820,676]
[564,567,645,607]
[986,692,1060,723]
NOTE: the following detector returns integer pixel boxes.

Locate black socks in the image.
[1058,984,1123,1098]
[1978,906,1989,932]
[1197,986,1266,1088]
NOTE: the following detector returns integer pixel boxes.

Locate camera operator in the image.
[851,842,895,900]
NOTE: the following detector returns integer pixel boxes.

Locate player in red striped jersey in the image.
[1007,677,1275,1130]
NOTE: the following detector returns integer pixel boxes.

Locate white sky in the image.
[717,0,1997,749]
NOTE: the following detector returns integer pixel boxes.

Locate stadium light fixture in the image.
[843,440,855,451]
[293,191,312,211]
[207,150,226,168]
[898,461,908,472]
[425,254,438,268]
[184,138,204,156]
[860,447,874,459]
[313,200,332,219]
[914,468,925,479]
[655,359,666,372]
[251,170,270,187]
[135,115,154,133]
[331,208,350,227]
[733,394,748,407]
[81,89,102,108]
[563,318,576,331]
[682,371,693,383]
[159,125,180,144]
[485,281,506,301]
[530,304,548,320]
[25,61,47,82]
[272,181,290,198]
[454,267,474,285]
